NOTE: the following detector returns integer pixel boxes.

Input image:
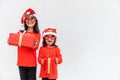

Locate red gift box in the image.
[43,58,56,74]
[8,33,36,48]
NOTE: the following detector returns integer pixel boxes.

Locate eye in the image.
[52,35,55,37]
[44,35,49,40]
[45,35,48,37]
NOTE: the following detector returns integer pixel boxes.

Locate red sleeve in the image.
[38,47,44,64]
[34,33,41,50]
[56,47,63,64]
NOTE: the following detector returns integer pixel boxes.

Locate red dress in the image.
[38,46,63,79]
[17,32,41,67]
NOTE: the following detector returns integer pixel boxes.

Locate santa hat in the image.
[42,28,57,38]
[21,8,37,24]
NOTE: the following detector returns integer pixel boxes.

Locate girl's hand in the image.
[34,41,38,48]
[55,57,59,64]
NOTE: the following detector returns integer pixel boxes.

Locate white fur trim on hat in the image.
[43,32,57,37]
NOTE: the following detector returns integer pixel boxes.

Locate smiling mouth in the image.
[48,41,52,42]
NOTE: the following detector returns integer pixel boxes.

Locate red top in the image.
[38,46,63,79]
[17,32,40,67]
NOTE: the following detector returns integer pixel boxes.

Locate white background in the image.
[1,0,120,80]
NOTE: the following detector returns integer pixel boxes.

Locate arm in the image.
[55,47,63,64]
[38,47,45,64]
[34,33,41,49]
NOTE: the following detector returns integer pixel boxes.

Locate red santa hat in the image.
[21,8,37,24]
[42,28,57,38]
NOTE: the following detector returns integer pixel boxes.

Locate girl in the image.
[18,8,40,80]
[38,28,63,80]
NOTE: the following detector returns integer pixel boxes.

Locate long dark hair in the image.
[24,18,40,33]
[42,38,57,47]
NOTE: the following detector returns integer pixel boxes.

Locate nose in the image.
[28,19,32,22]
[47,37,53,40]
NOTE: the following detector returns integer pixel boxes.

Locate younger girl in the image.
[38,28,63,80]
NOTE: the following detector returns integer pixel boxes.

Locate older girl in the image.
[18,8,40,80]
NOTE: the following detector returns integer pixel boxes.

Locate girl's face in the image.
[44,35,56,46]
[25,16,36,27]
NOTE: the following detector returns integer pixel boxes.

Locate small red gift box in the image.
[43,58,56,74]
[8,33,36,48]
